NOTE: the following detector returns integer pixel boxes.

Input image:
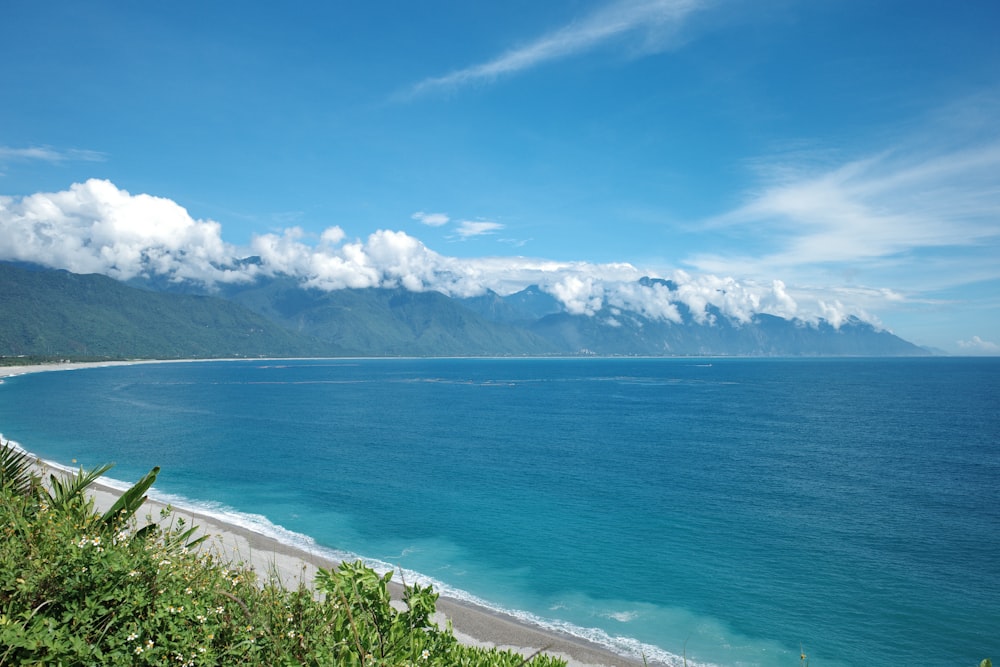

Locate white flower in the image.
[126,633,138,642]
[421,649,430,660]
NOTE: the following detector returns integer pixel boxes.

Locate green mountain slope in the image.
[0,263,327,358]
[223,278,557,356]
[528,307,926,356]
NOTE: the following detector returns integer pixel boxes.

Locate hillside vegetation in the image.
[0,441,566,666]
[222,277,556,356]
[0,263,328,359]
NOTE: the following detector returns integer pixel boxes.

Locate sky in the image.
[1,0,999,353]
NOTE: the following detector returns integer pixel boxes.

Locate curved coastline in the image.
[1,360,657,667]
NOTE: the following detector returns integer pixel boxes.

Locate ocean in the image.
[1,358,997,666]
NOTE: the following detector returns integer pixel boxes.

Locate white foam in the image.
[605,610,641,623]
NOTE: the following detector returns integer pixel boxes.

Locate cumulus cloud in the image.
[0,178,885,329]
[550,275,605,315]
[411,211,450,226]
[0,179,244,285]
[405,0,709,97]
[607,280,682,323]
[320,226,346,246]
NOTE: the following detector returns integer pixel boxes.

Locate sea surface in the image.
[1,358,997,666]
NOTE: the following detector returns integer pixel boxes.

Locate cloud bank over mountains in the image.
[0,178,857,328]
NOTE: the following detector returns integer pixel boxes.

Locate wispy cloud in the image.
[405,0,708,97]
[0,145,107,163]
[689,133,1000,291]
[411,211,450,226]
[957,336,1000,355]
[456,220,504,238]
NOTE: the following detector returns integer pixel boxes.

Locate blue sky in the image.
[2,0,999,353]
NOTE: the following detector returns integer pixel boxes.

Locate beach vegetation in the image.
[0,441,566,666]
[0,439,36,497]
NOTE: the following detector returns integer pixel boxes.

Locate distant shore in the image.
[2,360,647,667]
[0,358,212,380]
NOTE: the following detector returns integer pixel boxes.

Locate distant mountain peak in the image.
[638,276,679,291]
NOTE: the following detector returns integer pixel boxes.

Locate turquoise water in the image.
[1,358,997,666]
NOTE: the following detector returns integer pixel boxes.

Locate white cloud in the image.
[607,280,682,323]
[957,336,1000,355]
[0,178,243,285]
[551,275,605,315]
[320,226,346,246]
[0,178,894,329]
[0,145,106,163]
[692,135,1000,290]
[411,211,450,227]
[456,220,504,238]
[406,0,708,96]
[762,279,796,316]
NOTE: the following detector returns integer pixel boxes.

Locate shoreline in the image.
[2,360,650,667]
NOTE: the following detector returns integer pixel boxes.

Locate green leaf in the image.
[162,524,208,552]
[100,466,159,526]
[47,462,114,510]
[0,439,36,497]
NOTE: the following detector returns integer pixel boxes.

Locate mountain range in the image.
[1,261,928,359]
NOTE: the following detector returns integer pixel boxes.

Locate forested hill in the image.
[0,263,327,359]
[0,263,552,358]
[1,262,929,358]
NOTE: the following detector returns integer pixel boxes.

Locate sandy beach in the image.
[2,360,646,667]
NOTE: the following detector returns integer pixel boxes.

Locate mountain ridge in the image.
[0,262,930,358]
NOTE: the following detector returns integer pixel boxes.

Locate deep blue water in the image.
[1,358,997,666]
